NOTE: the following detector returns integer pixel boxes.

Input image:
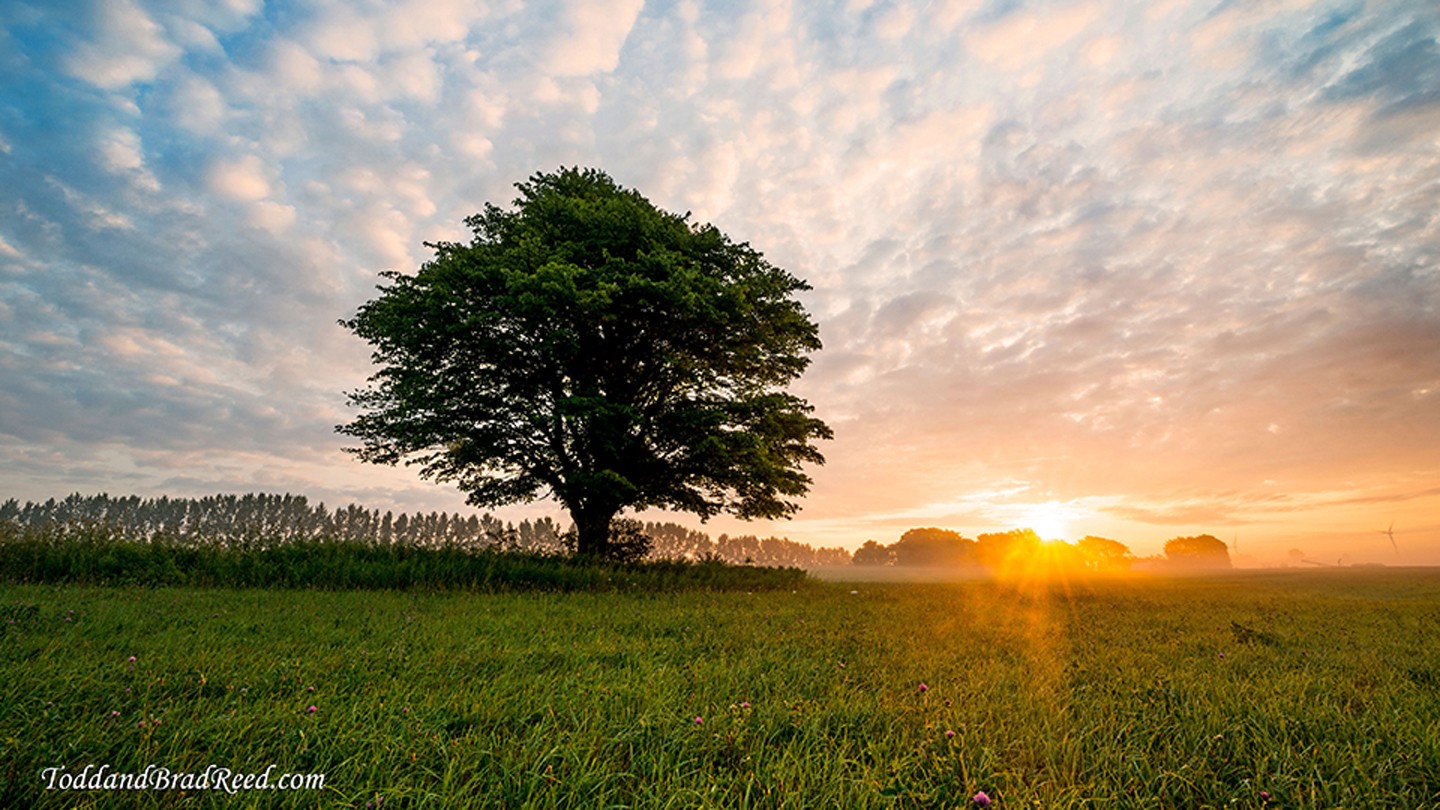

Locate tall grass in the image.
[0,524,807,593]
[3,570,1439,807]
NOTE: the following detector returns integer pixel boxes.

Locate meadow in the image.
[2,569,1439,808]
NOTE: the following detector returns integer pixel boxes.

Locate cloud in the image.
[62,0,184,89]
[965,1,1100,73]
[541,0,646,76]
[205,155,273,201]
[1,0,1438,559]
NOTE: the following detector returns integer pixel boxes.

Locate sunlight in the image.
[1017,502,1072,542]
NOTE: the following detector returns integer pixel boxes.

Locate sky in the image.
[1,0,1438,565]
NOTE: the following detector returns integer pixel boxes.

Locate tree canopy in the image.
[1163,534,1232,568]
[338,167,832,558]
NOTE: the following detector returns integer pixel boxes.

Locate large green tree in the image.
[338,168,832,558]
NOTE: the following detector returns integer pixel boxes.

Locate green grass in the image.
[3,569,1439,808]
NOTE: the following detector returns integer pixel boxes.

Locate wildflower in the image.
[945,730,956,739]
[973,790,991,807]
[1260,791,1271,802]
[918,682,929,693]
[693,716,703,725]
[1218,652,1227,659]
[308,685,315,692]
[110,710,120,717]
[128,656,136,663]
[740,702,750,709]
[307,705,317,714]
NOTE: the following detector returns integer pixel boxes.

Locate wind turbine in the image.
[1377,522,1397,554]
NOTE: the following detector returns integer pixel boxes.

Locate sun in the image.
[1018,502,1072,542]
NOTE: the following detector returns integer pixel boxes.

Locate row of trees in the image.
[0,492,562,550]
[637,521,851,567]
[0,493,851,568]
[852,528,1232,571]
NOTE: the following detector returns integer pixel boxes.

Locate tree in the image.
[338,167,832,559]
[891,527,976,567]
[1077,535,1133,571]
[852,539,894,566]
[975,528,1042,569]
[1163,534,1231,568]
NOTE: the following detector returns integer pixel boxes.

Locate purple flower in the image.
[693,716,703,725]
[918,682,929,693]
[1260,791,1271,802]
[973,790,991,807]
[740,702,750,709]
[127,656,137,663]
[306,705,317,714]
[945,730,956,739]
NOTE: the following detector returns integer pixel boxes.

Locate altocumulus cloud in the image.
[0,0,1437,557]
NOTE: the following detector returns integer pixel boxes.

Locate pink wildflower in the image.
[973,791,991,807]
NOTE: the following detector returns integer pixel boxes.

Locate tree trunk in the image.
[572,507,617,558]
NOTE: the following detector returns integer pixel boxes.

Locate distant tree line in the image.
[0,493,563,550]
[635,520,851,567]
[0,493,851,568]
[852,527,1231,571]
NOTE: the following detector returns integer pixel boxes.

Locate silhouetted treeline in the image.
[853,526,1233,572]
[622,521,848,567]
[853,527,1140,573]
[0,494,851,568]
[0,493,563,550]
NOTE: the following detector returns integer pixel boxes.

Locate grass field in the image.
[3,569,1439,808]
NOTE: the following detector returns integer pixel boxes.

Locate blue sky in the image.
[2,0,1438,563]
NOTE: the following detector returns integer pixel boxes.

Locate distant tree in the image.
[1163,534,1231,568]
[1077,535,1133,571]
[338,168,832,559]
[643,522,716,561]
[852,539,894,566]
[892,527,977,567]
[975,528,1042,569]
